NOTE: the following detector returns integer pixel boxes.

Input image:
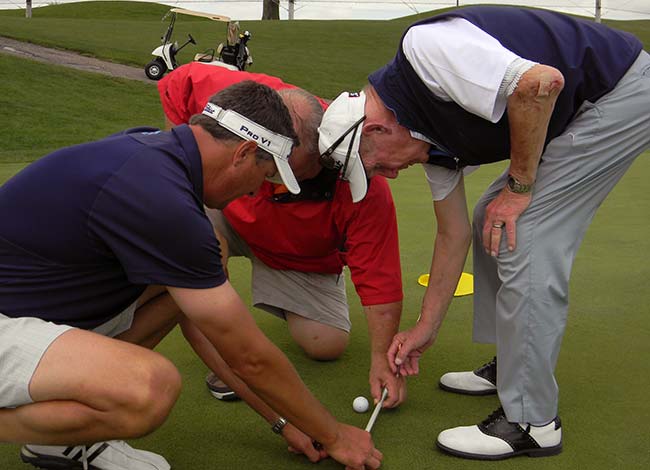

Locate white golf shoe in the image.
[21,440,170,470]
[439,356,497,395]
[436,407,563,460]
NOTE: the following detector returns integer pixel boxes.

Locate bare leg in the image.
[0,285,184,445]
[0,329,181,445]
[116,285,181,349]
[285,312,349,361]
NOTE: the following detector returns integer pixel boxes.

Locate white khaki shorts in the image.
[207,209,351,332]
[0,302,137,409]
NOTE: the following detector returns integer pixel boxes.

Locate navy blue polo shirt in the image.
[0,125,225,329]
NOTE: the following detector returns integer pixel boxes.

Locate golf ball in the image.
[353,396,369,413]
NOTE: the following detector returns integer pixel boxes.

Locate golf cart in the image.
[144,8,253,81]
[194,20,253,73]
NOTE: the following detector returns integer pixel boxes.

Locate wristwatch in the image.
[271,417,288,434]
[507,175,534,194]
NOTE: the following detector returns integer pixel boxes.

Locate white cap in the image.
[202,102,300,194]
[318,91,368,203]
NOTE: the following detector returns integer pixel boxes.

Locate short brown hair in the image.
[189,81,299,161]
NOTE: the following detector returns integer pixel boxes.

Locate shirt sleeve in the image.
[423,163,462,201]
[337,177,403,306]
[158,65,196,125]
[402,18,520,123]
[88,148,226,288]
[158,63,327,126]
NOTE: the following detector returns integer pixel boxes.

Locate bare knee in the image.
[116,354,181,437]
[286,314,349,361]
[299,335,349,361]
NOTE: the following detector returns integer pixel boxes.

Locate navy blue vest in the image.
[369,6,643,168]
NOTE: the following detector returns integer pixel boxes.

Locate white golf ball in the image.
[352,396,369,413]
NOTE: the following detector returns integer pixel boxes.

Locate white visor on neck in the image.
[202,102,300,194]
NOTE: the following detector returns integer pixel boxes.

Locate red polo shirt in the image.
[158,63,402,305]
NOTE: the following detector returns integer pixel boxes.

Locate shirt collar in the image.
[172,124,204,203]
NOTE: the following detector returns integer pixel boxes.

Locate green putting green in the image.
[1,2,649,469]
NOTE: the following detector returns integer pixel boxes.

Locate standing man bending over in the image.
[317,6,649,460]
[0,81,382,470]
[158,63,407,409]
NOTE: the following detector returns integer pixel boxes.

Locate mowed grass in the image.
[1,1,647,98]
[0,53,161,163]
[1,2,649,469]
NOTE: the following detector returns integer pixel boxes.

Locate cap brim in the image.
[345,156,368,203]
[317,90,368,202]
[274,156,301,194]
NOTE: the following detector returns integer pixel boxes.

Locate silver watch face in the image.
[507,176,532,193]
[272,417,287,433]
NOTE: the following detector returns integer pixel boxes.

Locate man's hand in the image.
[284,423,328,462]
[324,423,383,470]
[386,321,437,376]
[489,63,564,257]
[482,187,532,256]
[369,352,406,408]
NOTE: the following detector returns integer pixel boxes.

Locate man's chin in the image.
[296,166,324,181]
[205,200,229,211]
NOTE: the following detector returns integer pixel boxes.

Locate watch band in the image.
[507,175,534,194]
[271,417,288,434]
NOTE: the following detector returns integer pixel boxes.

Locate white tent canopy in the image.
[4,1,650,21]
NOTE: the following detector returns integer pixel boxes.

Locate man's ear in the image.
[362,121,389,136]
[232,140,258,167]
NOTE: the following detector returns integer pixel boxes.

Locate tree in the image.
[262,0,280,20]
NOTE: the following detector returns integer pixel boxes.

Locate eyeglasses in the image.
[319,115,366,178]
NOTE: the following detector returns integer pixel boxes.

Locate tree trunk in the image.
[262,0,280,20]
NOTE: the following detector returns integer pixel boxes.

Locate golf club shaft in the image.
[364,387,388,432]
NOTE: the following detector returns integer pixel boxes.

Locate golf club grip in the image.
[364,387,388,432]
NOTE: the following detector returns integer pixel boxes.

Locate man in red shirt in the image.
[158,63,406,411]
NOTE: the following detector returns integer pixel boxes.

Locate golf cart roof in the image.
[169,8,231,22]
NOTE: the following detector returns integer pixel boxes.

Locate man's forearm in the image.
[169,284,340,447]
[419,180,472,334]
[227,335,339,446]
[364,301,402,357]
[419,229,471,334]
[179,316,283,426]
[507,64,564,184]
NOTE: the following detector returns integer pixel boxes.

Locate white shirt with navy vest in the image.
[369,6,643,200]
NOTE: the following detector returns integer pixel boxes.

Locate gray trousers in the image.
[472,51,650,424]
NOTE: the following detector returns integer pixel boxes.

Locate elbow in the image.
[539,66,565,98]
[514,65,565,101]
[230,354,268,385]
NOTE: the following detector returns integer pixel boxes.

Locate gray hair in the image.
[278,88,324,158]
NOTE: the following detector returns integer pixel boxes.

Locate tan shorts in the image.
[206,208,351,332]
[0,302,137,409]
